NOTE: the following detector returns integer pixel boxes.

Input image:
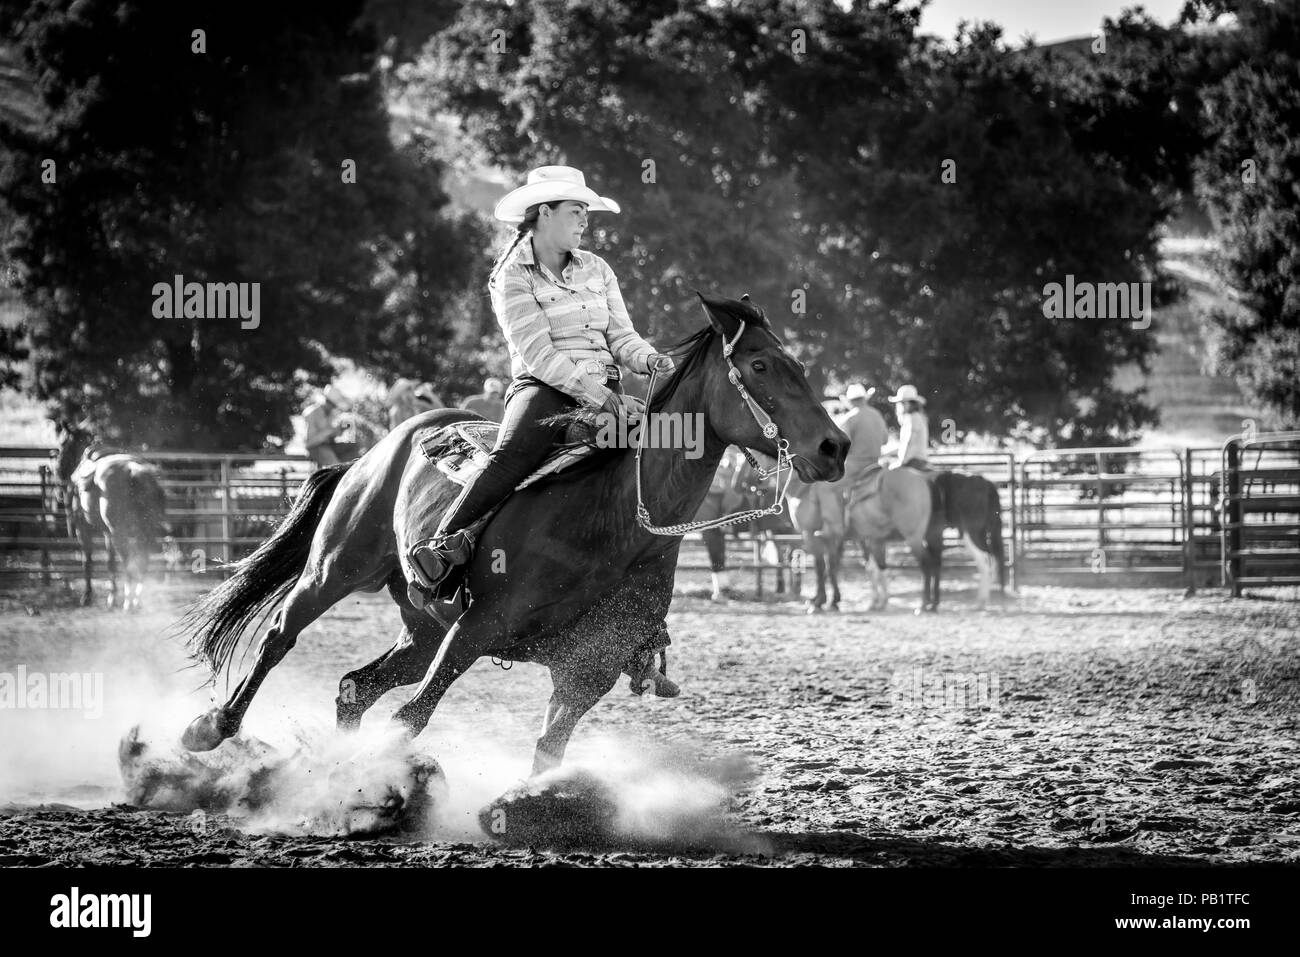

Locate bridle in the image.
[635,319,797,536]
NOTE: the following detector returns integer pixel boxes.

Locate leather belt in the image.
[582,359,621,381]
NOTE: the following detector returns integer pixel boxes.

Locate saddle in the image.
[846,464,886,509]
[416,420,597,490]
[409,420,600,607]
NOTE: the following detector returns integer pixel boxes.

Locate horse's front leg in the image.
[391,603,498,736]
[531,677,615,776]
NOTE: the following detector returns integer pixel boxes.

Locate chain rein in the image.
[635,323,795,536]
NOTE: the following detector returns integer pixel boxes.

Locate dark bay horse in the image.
[932,470,1008,607]
[55,423,167,610]
[180,293,848,775]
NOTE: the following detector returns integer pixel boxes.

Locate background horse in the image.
[179,292,848,777]
[693,446,747,600]
[933,470,1008,607]
[55,422,168,610]
[844,466,944,612]
[784,473,847,612]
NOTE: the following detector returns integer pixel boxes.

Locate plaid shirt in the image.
[489,239,657,408]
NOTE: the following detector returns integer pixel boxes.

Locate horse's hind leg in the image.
[962,532,992,609]
[104,534,119,609]
[864,539,888,610]
[75,520,94,606]
[337,600,451,730]
[908,537,941,613]
[182,568,361,751]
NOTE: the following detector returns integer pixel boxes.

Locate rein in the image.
[635,321,795,536]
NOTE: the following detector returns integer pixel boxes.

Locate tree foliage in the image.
[0,0,483,449]
[420,0,1184,445]
[1190,0,1300,427]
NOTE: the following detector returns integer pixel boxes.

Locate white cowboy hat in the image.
[323,385,352,411]
[493,166,621,224]
[842,383,876,402]
[887,384,926,405]
[385,377,418,405]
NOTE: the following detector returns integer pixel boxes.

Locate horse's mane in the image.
[540,325,717,457]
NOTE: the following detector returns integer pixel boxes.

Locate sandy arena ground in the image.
[0,570,1297,867]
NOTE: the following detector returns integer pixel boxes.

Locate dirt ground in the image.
[1,570,1297,867]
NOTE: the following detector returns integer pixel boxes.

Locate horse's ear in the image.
[696,290,741,340]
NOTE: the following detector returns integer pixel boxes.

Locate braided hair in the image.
[487,202,557,290]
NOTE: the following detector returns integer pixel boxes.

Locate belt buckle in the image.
[582,359,604,377]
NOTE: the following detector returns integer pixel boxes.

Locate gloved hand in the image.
[649,353,676,375]
[597,391,645,423]
[598,390,623,419]
[621,394,646,421]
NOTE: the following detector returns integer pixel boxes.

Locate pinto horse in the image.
[844,468,1008,612]
[55,423,168,610]
[180,293,848,775]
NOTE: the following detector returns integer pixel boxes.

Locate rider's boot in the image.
[407,527,474,609]
[624,624,680,697]
[625,650,680,698]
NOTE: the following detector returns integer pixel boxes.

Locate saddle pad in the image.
[417,421,596,491]
[847,465,885,509]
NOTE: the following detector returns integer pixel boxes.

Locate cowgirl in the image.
[408,166,676,591]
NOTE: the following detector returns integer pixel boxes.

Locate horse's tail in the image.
[183,463,351,677]
[933,471,959,529]
[986,480,1007,590]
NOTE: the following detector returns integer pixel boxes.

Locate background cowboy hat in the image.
[323,384,353,410]
[493,165,620,223]
[842,383,876,401]
[887,384,926,405]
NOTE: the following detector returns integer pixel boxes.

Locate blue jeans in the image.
[437,375,618,535]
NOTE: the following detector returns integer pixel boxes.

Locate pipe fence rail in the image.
[2,437,1297,596]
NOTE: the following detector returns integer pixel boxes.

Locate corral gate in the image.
[1221,431,1300,595]
[1017,447,1190,585]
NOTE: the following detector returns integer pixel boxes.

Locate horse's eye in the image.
[751,359,767,373]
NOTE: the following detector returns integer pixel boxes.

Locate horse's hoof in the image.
[79,594,93,607]
[389,708,425,741]
[336,699,365,732]
[180,709,234,752]
[804,603,823,615]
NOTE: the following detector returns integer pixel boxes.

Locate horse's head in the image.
[690,292,848,483]
[54,419,92,483]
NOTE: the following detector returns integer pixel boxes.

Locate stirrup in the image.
[409,530,473,589]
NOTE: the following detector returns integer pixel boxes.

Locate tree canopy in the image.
[1,0,1296,448]
[0,0,483,449]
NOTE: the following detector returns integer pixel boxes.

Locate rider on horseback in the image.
[888,384,931,470]
[835,383,888,500]
[406,165,680,694]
